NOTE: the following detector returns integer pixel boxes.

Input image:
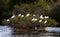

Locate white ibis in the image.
[33,14,36,16]
[32,18,37,22]
[21,15,24,17]
[26,14,30,17]
[35,27,37,30]
[39,15,44,19]
[6,19,10,22]
[44,16,49,19]
[18,14,21,16]
[11,14,15,18]
[39,20,42,22]
[44,20,47,24]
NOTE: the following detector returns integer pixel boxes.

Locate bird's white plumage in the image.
[44,20,47,24]
[11,14,15,18]
[35,27,37,30]
[44,16,49,19]
[26,14,30,17]
[6,19,10,22]
[39,20,42,22]
[32,18,37,22]
[39,15,43,19]
[21,15,24,17]
[33,14,36,16]
[18,14,21,16]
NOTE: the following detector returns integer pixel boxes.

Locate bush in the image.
[2,14,58,34]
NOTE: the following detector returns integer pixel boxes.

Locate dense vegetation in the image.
[0,0,60,34]
[2,14,58,34]
[0,0,58,24]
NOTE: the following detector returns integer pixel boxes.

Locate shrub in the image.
[2,14,58,34]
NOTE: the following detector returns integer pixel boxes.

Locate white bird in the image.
[21,15,24,17]
[6,19,10,22]
[44,20,47,24]
[26,14,30,17]
[33,14,36,16]
[32,18,37,22]
[39,15,44,19]
[18,14,21,16]
[11,14,15,18]
[39,20,42,22]
[35,27,37,30]
[44,16,49,19]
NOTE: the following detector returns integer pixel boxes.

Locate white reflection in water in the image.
[45,27,60,32]
[0,26,60,37]
[0,26,13,37]
[10,33,60,37]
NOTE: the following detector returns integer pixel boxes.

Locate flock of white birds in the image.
[6,14,49,24]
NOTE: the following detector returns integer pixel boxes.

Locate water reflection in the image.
[45,27,60,33]
[0,26,60,37]
[12,33,60,37]
[0,26,13,37]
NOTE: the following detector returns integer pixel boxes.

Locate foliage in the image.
[47,1,60,25]
[0,0,59,26]
[2,14,58,34]
[11,0,57,16]
[2,14,58,27]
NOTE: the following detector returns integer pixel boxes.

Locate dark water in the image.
[0,26,60,37]
[12,33,60,37]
